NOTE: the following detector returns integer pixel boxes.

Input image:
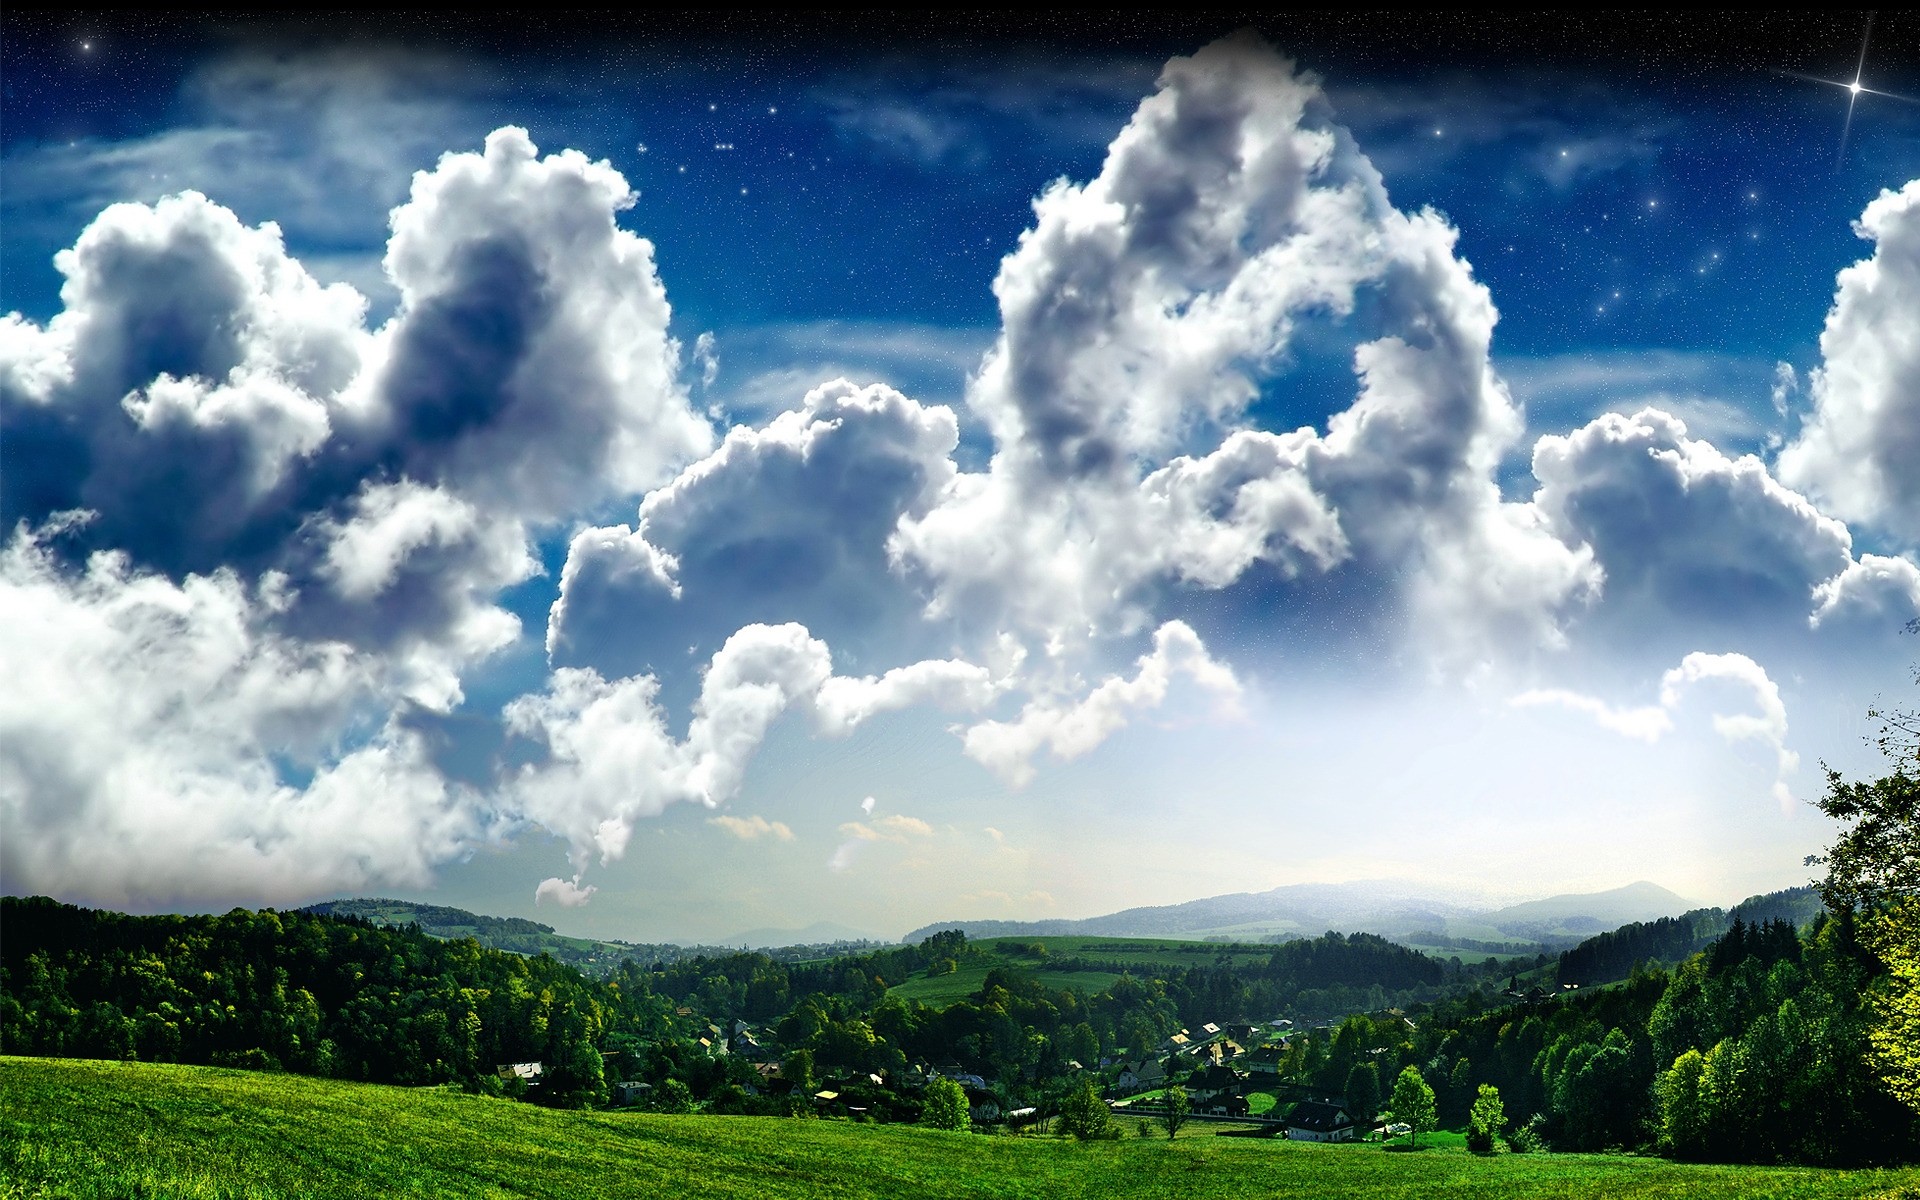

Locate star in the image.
[1785,15,1920,167]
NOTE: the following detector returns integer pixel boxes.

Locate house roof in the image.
[1286,1102,1354,1132]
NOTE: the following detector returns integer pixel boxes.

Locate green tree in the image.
[1343,1062,1380,1124]
[1809,636,1920,1115]
[1868,899,1920,1117]
[919,1077,970,1132]
[1055,1078,1119,1141]
[780,1047,817,1096]
[1655,1048,1707,1158]
[1161,1084,1190,1140]
[650,1077,694,1113]
[1466,1083,1506,1153]
[1389,1065,1437,1147]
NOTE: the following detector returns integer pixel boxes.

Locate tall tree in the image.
[1389,1065,1437,1148]
[1810,631,1920,1114]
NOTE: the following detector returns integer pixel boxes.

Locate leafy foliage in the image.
[1055,1079,1119,1141]
[1467,1084,1506,1153]
[919,1077,970,1131]
[1390,1065,1437,1147]
[1161,1084,1190,1139]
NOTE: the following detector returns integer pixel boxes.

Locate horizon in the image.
[4,13,1919,944]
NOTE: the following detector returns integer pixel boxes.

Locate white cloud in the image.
[839,814,935,843]
[893,33,1596,668]
[504,622,996,897]
[1529,407,1854,628]
[1779,180,1920,544]
[962,621,1239,787]
[1511,650,1798,807]
[547,379,958,673]
[0,522,486,906]
[1811,554,1920,628]
[708,814,796,841]
[535,875,598,907]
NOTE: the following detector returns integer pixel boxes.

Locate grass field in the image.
[886,965,1125,1007]
[5,1058,1918,1200]
[977,935,1281,970]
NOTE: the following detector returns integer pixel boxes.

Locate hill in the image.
[1556,885,1826,986]
[300,897,663,972]
[907,880,1698,947]
[7,1057,1915,1199]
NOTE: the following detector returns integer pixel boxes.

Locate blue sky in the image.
[4,13,1918,941]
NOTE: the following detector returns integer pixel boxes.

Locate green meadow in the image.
[885,935,1285,1009]
[5,1057,1918,1200]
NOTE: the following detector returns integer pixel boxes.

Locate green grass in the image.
[5,1058,1918,1200]
[977,936,1280,971]
[887,965,1124,1008]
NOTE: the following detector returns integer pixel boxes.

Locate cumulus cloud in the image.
[709,814,796,841]
[962,621,1239,787]
[503,622,995,896]
[1512,650,1798,807]
[1779,180,1920,543]
[892,33,1596,667]
[0,127,714,905]
[1530,407,1854,630]
[548,379,958,676]
[534,875,597,907]
[0,522,486,905]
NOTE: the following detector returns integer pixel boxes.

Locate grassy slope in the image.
[5,1059,1918,1200]
[978,936,1279,969]
[887,966,1125,1007]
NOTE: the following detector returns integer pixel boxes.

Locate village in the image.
[495,1009,1424,1142]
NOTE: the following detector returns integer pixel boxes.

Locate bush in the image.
[1055,1080,1120,1141]
[1508,1114,1548,1154]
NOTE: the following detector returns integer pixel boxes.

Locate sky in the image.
[3,12,1919,943]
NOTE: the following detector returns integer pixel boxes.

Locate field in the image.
[886,965,1125,1007]
[977,935,1282,970]
[6,1058,1919,1200]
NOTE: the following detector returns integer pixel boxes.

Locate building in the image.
[1285,1101,1356,1143]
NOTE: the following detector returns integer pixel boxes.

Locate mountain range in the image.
[903,879,1700,948]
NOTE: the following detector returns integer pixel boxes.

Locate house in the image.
[1186,1064,1241,1103]
[1285,1101,1357,1143]
[495,1061,544,1083]
[1205,1094,1251,1118]
[1115,1058,1166,1092]
[612,1081,651,1106]
[1198,1022,1221,1037]
[1163,1032,1191,1052]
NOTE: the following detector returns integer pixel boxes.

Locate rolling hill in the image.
[7,1057,1914,1200]
[906,880,1699,947]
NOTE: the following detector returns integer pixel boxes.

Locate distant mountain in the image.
[720,921,883,949]
[1478,881,1696,938]
[905,880,1701,947]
